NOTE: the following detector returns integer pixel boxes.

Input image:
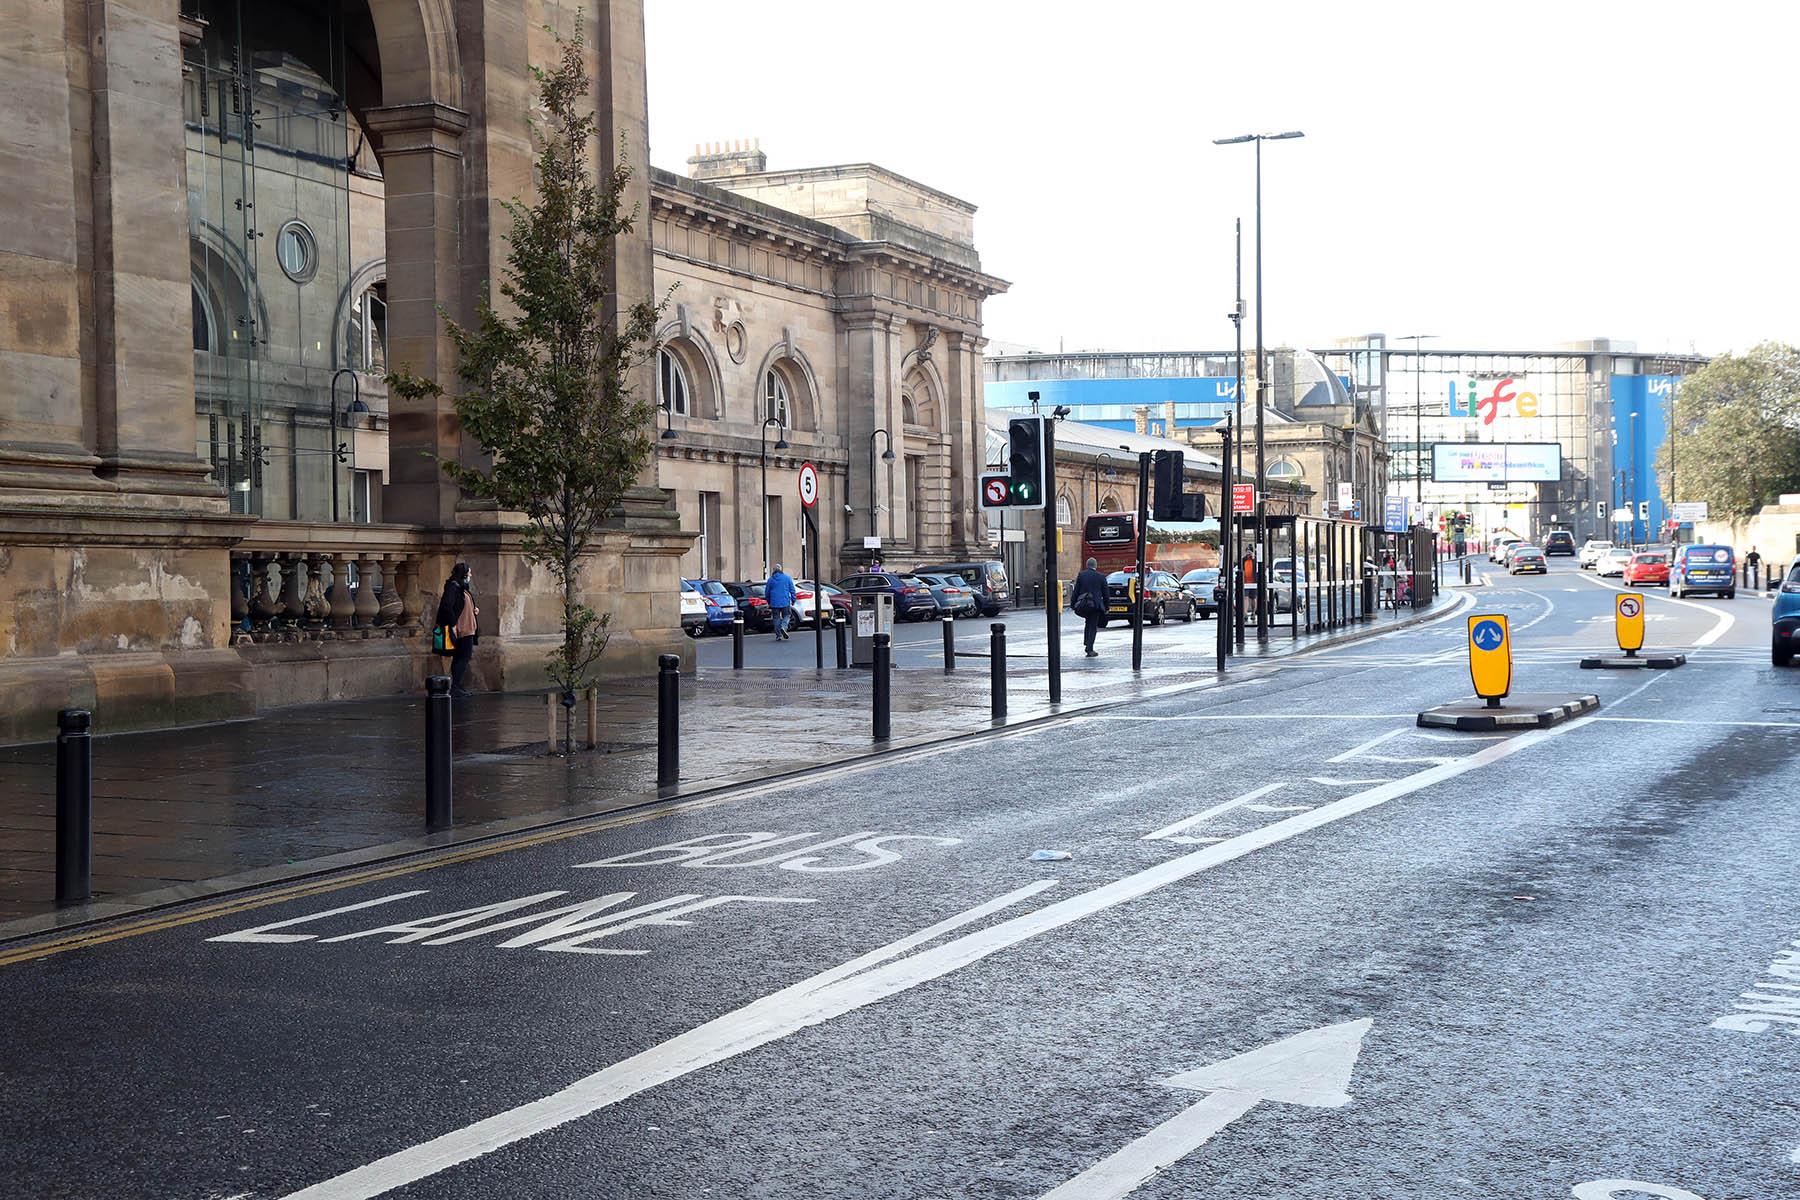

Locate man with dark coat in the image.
[1072,557,1109,658]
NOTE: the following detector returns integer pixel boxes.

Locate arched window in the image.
[1268,459,1304,479]
[765,368,791,427]
[347,281,386,373]
[1056,492,1074,526]
[659,348,691,416]
[1098,493,1121,513]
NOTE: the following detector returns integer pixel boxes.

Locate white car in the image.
[794,580,842,628]
[679,580,708,637]
[1578,539,1614,569]
[1596,547,1634,578]
[1489,536,1521,563]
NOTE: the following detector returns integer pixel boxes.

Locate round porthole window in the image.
[275,221,317,283]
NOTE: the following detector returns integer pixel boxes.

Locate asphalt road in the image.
[3,563,1796,1200]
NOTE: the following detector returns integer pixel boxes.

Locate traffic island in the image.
[1417,693,1600,731]
[1579,652,1686,670]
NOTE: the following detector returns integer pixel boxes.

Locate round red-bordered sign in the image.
[984,477,1009,506]
[798,461,819,509]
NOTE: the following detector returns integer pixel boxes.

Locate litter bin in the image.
[851,592,894,667]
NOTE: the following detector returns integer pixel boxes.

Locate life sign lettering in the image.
[1447,376,1541,424]
[1467,615,1512,700]
[1615,593,1645,653]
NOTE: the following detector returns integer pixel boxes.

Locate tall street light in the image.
[1214,130,1303,642]
[868,428,896,541]
[761,416,789,577]
[1397,333,1435,511]
[1091,452,1117,515]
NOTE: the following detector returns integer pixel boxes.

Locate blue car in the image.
[1669,543,1735,599]
[686,578,740,634]
[1773,558,1800,667]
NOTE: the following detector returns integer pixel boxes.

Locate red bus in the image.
[1082,513,1138,573]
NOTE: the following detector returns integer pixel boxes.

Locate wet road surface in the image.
[2,564,1795,1200]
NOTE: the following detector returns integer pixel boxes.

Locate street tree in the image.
[389,25,664,703]
[1660,342,1800,519]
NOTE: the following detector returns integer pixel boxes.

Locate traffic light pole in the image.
[1043,417,1061,705]
[1133,452,1150,672]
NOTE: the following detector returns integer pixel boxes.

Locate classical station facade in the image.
[0,1,1005,743]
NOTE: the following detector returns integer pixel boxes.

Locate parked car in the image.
[915,573,980,618]
[689,577,739,633]
[1623,550,1670,587]
[722,581,775,632]
[797,580,851,626]
[1245,557,1305,614]
[1179,567,1222,619]
[835,571,940,621]
[1103,569,1195,625]
[1669,544,1736,599]
[1489,536,1522,563]
[1578,539,1614,569]
[1596,547,1634,578]
[679,580,708,638]
[1772,558,1800,666]
[1543,530,1577,556]
[915,560,1010,616]
[1507,545,1548,575]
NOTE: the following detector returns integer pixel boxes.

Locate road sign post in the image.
[798,463,822,669]
[1467,614,1512,709]
[1615,593,1644,658]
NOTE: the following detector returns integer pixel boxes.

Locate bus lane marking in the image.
[275,695,1627,1200]
[1143,784,1285,842]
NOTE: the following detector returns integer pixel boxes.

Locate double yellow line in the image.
[0,794,735,969]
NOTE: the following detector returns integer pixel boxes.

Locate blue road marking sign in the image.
[1467,613,1512,701]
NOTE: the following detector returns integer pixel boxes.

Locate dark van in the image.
[915,560,1009,616]
[1670,544,1735,599]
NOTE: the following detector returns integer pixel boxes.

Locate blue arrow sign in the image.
[1471,619,1505,650]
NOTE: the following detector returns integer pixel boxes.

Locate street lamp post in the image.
[1397,334,1435,510]
[1091,452,1117,515]
[1214,130,1303,642]
[328,367,370,524]
[761,417,789,577]
[868,428,896,542]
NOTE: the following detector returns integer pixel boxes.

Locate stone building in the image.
[651,146,1006,584]
[0,2,662,744]
[0,1,1007,746]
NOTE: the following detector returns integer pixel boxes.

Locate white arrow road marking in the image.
[1571,1181,1704,1200]
[1037,1019,1372,1200]
[277,681,1655,1200]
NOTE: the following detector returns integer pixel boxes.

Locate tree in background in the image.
[389,25,664,708]
[1660,343,1800,519]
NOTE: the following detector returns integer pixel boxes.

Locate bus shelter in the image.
[1230,514,1377,639]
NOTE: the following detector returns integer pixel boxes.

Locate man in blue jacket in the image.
[765,563,797,641]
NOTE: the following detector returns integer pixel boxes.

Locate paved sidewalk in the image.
[0,596,1457,933]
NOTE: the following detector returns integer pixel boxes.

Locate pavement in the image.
[1,563,1793,1199]
[0,593,1441,933]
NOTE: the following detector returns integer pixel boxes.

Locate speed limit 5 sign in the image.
[797,461,819,509]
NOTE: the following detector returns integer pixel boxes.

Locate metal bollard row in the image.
[658,653,680,786]
[990,623,1007,721]
[834,612,848,669]
[425,675,453,829]
[731,617,745,670]
[873,632,892,741]
[942,614,956,673]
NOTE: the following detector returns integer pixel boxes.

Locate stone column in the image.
[84,0,216,501]
[0,0,99,495]
[943,331,989,557]
[363,102,470,528]
[839,311,906,561]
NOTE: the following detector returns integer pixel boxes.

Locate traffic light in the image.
[1595,500,1606,521]
[1006,416,1047,510]
[1152,450,1185,521]
[1637,500,1650,521]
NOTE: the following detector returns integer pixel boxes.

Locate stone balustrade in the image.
[229,527,432,643]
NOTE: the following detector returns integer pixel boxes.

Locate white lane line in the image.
[1102,714,1415,723]
[1594,717,1800,729]
[1143,783,1286,842]
[277,685,1640,1200]
[1035,1090,1260,1200]
[1325,727,1408,763]
[1574,570,1736,647]
[1306,777,1391,785]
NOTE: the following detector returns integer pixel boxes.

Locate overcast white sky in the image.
[645,1,1798,358]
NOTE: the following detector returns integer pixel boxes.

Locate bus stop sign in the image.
[1467,615,1511,703]
[1615,593,1644,654]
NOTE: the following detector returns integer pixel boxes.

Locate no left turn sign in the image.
[798,461,819,509]
[1618,595,1641,619]
[984,477,1009,506]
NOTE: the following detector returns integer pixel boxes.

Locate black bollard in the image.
[55,708,92,905]
[873,632,892,741]
[942,614,957,672]
[990,623,1007,721]
[425,675,452,829]
[657,653,680,786]
[731,617,745,670]
[834,612,848,669]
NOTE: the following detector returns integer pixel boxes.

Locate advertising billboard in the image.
[1431,443,1562,483]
